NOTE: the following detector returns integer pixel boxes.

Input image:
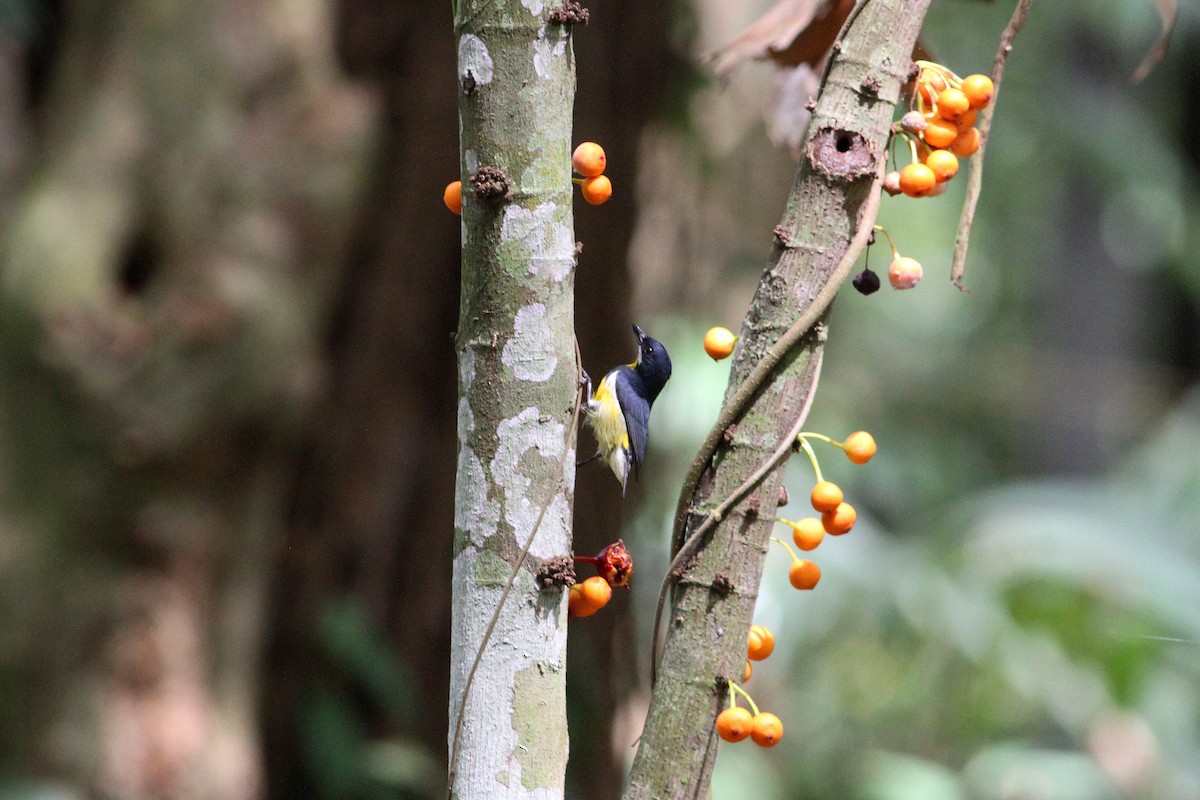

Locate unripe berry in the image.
[882,171,903,197]
[888,255,923,289]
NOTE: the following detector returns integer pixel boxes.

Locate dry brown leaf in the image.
[708,0,854,77]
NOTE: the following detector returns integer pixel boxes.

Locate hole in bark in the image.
[807,127,875,181]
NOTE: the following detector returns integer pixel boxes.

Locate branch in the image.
[624,3,931,796]
[652,160,883,684]
[950,0,1033,290]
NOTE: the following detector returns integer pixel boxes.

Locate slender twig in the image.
[950,0,1033,290]
[446,338,584,798]
[650,349,823,684]
[669,163,885,557]
[654,164,885,682]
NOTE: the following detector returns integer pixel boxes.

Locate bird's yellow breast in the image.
[588,372,629,454]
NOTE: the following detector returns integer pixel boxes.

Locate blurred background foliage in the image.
[0,0,1196,798]
[626,2,1200,799]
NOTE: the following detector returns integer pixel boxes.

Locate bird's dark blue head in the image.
[633,324,672,403]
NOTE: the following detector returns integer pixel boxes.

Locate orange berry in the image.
[842,431,877,464]
[580,575,612,608]
[580,175,612,205]
[568,583,598,617]
[716,706,754,742]
[703,326,737,361]
[571,142,607,177]
[898,163,936,198]
[924,149,959,183]
[822,501,857,535]
[888,255,923,289]
[788,558,821,590]
[955,108,978,130]
[443,180,463,215]
[950,126,980,158]
[922,115,958,149]
[936,87,970,122]
[961,74,994,109]
[743,660,753,682]
[747,625,775,661]
[751,712,784,747]
[810,480,843,513]
[917,72,948,105]
[788,517,825,551]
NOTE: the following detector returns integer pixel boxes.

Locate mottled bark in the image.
[447,1,579,798]
[625,2,931,797]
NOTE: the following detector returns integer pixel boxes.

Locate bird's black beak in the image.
[633,324,646,343]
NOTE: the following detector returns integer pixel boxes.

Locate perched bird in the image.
[582,325,672,494]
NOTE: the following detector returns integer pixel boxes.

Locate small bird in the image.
[582,325,672,494]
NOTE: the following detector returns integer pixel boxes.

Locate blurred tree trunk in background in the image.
[0,0,676,796]
[273,0,681,796]
[266,1,679,798]
[0,0,373,796]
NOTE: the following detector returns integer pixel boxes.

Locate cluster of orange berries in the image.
[571,142,612,205]
[772,430,875,588]
[714,431,876,749]
[441,141,613,216]
[567,540,632,618]
[716,629,784,748]
[886,61,994,200]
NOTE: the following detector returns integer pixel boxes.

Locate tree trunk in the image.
[625,2,931,796]
[447,1,580,797]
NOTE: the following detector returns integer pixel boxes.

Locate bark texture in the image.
[447,1,580,797]
[625,2,931,797]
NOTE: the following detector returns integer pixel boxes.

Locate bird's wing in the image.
[615,368,650,475]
